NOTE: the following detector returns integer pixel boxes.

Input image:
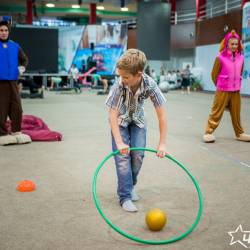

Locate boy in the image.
[106,49,167,212]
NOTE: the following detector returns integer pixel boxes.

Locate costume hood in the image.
[219,29,243,54]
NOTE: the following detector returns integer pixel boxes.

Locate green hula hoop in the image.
[92,147,203,245]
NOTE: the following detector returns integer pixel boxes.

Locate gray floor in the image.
[0,90,249,250]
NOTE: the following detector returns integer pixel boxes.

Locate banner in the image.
[58,24,127,75]
[58,26,84,73]
[242,2,250,94]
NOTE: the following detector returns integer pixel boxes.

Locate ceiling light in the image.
[72,4,80,8]
[46,3,55,8]
[121,7,128,11]
[97,6,105,10]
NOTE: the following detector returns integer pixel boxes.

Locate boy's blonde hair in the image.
[116,49,147,75]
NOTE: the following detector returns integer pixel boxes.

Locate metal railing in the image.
[171,0,242,24]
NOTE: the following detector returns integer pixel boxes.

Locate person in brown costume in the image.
[203,30,250,143]
[0,20,31,145]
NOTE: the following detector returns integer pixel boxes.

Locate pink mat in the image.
[6,115,62,141]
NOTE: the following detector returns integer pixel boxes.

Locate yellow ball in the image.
[145,208,167,231]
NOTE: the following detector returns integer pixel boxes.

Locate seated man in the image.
[92,73,102,88]
[49,76,62,90]
[97,76,113,95]
[18,76,43,98]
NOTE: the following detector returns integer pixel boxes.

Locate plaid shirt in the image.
[106,73,166,128]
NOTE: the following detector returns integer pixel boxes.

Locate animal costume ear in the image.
[231,30,236,35]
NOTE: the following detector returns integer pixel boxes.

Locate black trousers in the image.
[20,78,40,94]
[0,81,22,136]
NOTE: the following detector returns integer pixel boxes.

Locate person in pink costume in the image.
[203,30,250,143]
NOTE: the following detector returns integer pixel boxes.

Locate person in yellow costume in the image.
[203,30,250,143]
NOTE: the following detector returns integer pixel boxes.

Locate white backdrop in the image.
[195,44,218,92]
[242,2,250,95]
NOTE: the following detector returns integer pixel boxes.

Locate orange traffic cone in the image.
[16,180,36,192]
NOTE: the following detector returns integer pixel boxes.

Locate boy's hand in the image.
[156,143,167,158]
[117,142,129,155]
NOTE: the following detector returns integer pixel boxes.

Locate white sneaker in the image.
[0,134,17,146]
[237,133,250,142]
[131,189,140,202]
[12,132,32,144]
[203,134,216,143]
[122,200,138,212]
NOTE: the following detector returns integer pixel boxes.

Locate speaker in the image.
[137,2,171,60]
[87,60,97,72]
[90,42,95,50]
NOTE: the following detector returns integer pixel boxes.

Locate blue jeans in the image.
[111,123,147,205]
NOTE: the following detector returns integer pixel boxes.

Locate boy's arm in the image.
[155,105,167,158]
[109,108,129,154]
[211,57,221,85]
[147,78,167,157]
